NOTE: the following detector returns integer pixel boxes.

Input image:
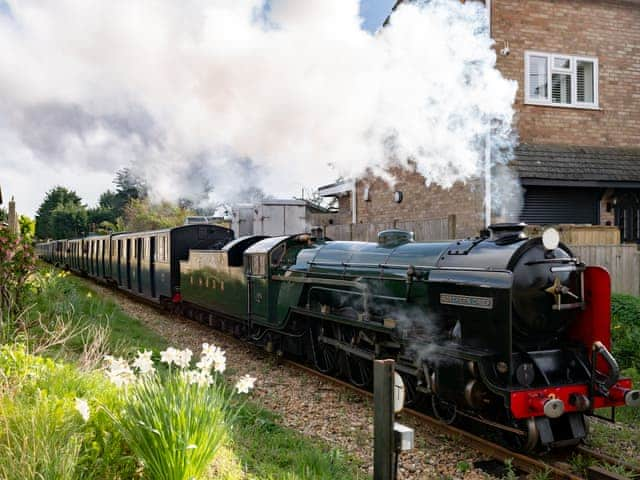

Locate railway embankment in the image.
[0,265,362,479]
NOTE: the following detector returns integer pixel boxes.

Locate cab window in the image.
[248,255,266,276]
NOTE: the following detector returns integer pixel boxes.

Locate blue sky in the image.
[360,0,397,32]
[0,0,397,31]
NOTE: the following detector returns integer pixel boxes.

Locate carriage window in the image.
[249,255,266,276]
[157,235,168,262]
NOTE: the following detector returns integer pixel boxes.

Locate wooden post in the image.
[447,214,457,239]
[8,196,19,237]
[374,359,395,480]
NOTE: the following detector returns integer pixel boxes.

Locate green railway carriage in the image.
[67,238,86,273]
[36,224,234,305]
[111,225,234,303]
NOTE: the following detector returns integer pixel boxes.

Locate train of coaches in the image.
[36,223,640,452]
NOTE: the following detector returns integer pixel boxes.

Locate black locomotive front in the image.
[424,223,637,450]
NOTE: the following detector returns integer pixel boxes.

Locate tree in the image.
[0,208,6,223]
[112,168,148,220]
[50,202,88,239]
[35,186,85,239]
[18,215,35,241]
[123,198,194,231]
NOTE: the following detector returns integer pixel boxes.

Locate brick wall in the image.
[353,169,485,238]
[493,0,640,147]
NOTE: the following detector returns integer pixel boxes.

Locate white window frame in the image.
[524,51,599,109]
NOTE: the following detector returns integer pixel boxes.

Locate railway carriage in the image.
[106,225,234,303]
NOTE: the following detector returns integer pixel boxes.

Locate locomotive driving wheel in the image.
[431,395,457,424]
[340,326,373,388]
[312,324,339,374]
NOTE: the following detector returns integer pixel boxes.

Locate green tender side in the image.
[180,250,248,319]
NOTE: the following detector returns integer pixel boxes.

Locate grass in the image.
[221,404,364,479]
[6,265,365,479]
[24,266,168,359]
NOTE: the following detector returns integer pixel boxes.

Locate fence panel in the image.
[570,245,640,296]
[326,217,451,242]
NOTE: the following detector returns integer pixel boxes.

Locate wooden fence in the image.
[570,245,640,296]
[325,216,453,242]
[527,225,620,245]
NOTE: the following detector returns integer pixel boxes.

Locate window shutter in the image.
[577,60,594,103]
[528,55,548,100]
[552,73,571,104]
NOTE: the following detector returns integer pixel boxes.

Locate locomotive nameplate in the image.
[440,293,493,310]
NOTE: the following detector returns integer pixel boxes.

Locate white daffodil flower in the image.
[133,350,155,374]
[160,347,178,365]
[75,398,90,422]
[235,374,256,394]
[104,355,136,387]
[174,349,193,369]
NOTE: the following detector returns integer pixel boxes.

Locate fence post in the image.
[374,359,395,480]
[447,214,457,239]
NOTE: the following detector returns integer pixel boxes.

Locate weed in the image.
[456,460,471,474]
[503,458,518,480]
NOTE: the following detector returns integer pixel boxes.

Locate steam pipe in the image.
[484,132,491,227]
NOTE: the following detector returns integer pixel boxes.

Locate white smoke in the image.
[0,0,517,215]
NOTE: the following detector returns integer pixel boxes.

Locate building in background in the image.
[231,199,330,238]
[321,0,640,242]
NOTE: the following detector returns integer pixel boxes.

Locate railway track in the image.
[284,362,640,480]
[75,271,640,480]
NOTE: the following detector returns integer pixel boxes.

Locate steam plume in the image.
[0,0,517,215]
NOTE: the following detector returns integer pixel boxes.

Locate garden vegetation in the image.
[0,228,361,479]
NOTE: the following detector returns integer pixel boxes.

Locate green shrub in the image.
[0,344,138,480]
[0,390,83,480]
[0,228,36,312]
[611,293,640,371]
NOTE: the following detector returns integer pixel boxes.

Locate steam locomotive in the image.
[36,222,639,451]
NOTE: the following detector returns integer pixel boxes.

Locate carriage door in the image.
[247,254,268,321]
[136,238,143,293]
[149,236,156,298]
[101,239,106,277]
[126,239,132,289]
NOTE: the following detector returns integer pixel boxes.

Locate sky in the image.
[0,1,518,221]
[0,0,397,217]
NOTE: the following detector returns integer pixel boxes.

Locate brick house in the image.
[319,0,640,241]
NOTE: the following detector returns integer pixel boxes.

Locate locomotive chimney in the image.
[487,223,527,242]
